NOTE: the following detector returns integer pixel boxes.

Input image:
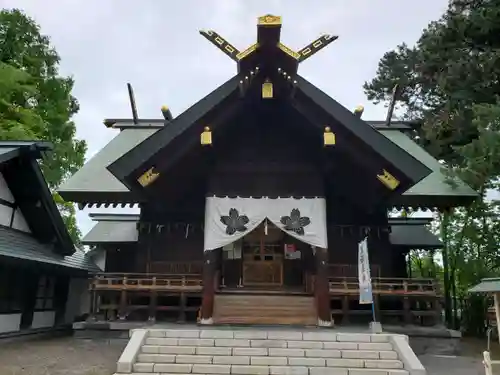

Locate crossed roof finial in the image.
[199,14,338,74]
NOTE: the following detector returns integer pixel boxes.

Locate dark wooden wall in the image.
[130,106,400,277]
[104,244,140,273]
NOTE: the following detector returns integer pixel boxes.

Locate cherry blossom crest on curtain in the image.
[203,197,328,251]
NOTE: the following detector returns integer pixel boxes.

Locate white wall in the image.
[0,313,21,334]
[11,207,30,232]
[64,278,91,323]
[92,249,106,271]
[0,173,14,202]
[31,311,55,329]
[0,172,30,233]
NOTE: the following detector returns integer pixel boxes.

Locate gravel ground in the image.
[0,336,126,375]
[0,335,493,375]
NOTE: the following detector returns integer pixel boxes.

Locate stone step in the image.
[135,355,403,367]
[116,329,422,375]
[140,346,399,360]
[118,371,409,375]
[143,337,394,351]
[131,363,408,374]
[145,329,392,343]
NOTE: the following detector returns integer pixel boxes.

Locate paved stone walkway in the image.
[0,336,493,375]
[0,337,126,375]
[419,354,485,375]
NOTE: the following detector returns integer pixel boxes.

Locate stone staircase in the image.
[115,328,426,375]
[213,294,317,325]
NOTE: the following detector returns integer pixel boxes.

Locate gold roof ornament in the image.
[258,14,282,26]
[354,105,364,118]
[137,167,160,187]
[201,126,212,146]
[377,169,400,190]
[323,126,336,146]
[161,105,173,121]
[262,79,273,99]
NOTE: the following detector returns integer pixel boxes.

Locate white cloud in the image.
[0,0,450,234]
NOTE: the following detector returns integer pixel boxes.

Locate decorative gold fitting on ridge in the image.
[201,126,212,146]
[258,14,282,26]
[262,79,273,99]
[323,126,335,146]
[137,167,160,187]
[377,169,400,190]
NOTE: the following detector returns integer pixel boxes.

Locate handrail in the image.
[90,273,203,292]
[328,276,440,296]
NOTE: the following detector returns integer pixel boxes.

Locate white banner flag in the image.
[358,237,373,305]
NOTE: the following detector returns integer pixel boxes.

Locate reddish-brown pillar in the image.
[200,250,217,324]
[314,247,332,326]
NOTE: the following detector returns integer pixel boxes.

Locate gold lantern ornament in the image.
[262,79,273,99]
[323,126,335,146]
[201,126,212,146]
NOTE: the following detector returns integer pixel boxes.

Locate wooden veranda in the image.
[88,261,442,325]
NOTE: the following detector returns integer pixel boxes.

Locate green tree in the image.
[364,0,500,333]
[0,9,86,241]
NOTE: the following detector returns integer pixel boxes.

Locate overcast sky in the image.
[0,0,450,235]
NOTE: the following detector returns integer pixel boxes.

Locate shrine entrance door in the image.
[241,222,284,288]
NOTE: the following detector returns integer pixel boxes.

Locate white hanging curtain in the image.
[266,198,327,249]
[358,237,373,304]
[203,197,328,251]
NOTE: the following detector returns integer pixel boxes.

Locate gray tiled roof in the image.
[82,219,138,244]
[0,226,100,273]
[380,130,477,198]
[58,128,159,195]
[469,278,500,293]
[389,224,442,249]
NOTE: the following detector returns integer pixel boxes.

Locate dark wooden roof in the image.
[106,16,432,203]
[0,141,75,256]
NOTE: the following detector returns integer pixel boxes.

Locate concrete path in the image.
[419,354,485,375]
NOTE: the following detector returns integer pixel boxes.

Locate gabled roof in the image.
[58,126,161,204]
[381,130,478,208]
[0,141,75,256]
[107,73,431,198]
[469,278,500,293]
[107,75,241,188]
[389,224,442,249]
[82,213,139,245]
[0,226,99,273]
[106,19,432,202]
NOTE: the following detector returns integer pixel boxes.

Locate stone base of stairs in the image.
[114,327,426,375]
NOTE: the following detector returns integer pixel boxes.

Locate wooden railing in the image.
[90,273,203,292]
[328,264,381,278]
[328,277,440,297]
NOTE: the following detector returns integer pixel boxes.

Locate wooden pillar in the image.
[148,289,157,322]
[178,293,187,322]
[403,297,411,325]
[374,294,381,323]
[314,247,332,326]
[118,276,128,320]
[342,296,350,324]
[88,288,96,321]
[118,290,128,320]
[200,250,217,324]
